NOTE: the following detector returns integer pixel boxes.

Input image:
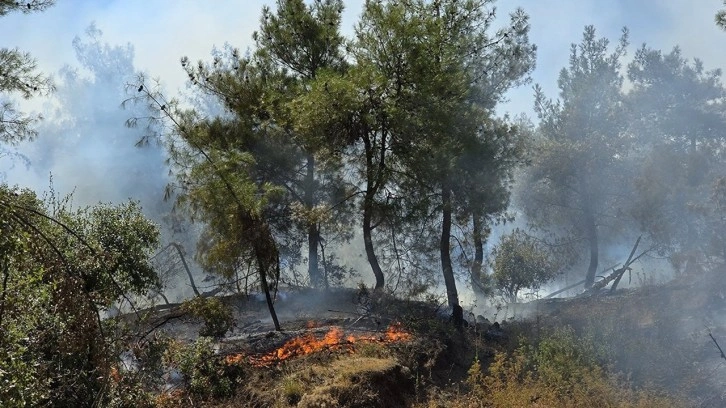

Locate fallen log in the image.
[545,279,585,298]
[545,263,620,298]
[583,236,653,295]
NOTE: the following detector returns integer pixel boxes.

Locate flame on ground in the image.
[225,323,412,367]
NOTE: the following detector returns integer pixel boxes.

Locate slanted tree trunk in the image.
[584,207,599,289]
[304,154,323,288]
[253,220,281,331]
[169,242,200,297]
[440,181,463,329]
[361,129,386,290]
[363,192,385,290]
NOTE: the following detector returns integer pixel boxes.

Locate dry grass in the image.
[272,357,411,408]
[413,327,689,408]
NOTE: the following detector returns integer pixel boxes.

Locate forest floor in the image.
[131,267,726,407]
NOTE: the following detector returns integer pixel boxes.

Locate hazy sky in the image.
[2,0,725,118]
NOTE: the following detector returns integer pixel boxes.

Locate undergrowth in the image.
[426,326,688,408]
[105,291,696,407]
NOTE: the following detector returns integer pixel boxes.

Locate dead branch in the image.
[708,331,726,361]
[545,263,620,298]
[137,311,187,343]
[584,236,654,295]
[545,279,585,298]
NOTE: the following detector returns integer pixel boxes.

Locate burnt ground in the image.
[127,287,483,407]
[137,287,426,348]
[124,267,726,407]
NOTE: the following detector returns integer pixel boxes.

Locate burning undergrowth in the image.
[134,289,475,407]
[115,282,706,407]
[224,323,412,367]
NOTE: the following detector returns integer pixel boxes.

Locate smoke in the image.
[2,25,206,303]
[5,25,163,209]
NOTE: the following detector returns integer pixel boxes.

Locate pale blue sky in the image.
[2,0,725,118]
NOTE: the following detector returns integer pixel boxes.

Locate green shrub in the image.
[164,337,233,400]
[491,229,559,302]
[181,296,234,338]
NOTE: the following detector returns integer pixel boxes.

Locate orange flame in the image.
[385,322,412,342]
[225,323,411,367]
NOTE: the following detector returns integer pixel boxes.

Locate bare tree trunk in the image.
[305,154,323,288]
[584,208,599,289]
[363,196,385,290]
[307,222,321,286]
[362,132,386,290]
[169,242,200,297]
[441,182,463,329]
[470,211,486,297]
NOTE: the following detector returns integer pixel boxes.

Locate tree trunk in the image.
[361,131,386,290]
[305,154,323,288]
[583,208,599,289]
[0,260,9,330]
[470,211,485,297]
[308,222,321,287]
[254,222,281,331]
[169,242,200,297]
[363,191,385,290]
[440,182,463,329]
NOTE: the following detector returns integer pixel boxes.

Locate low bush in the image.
[181,296,234,338]
[163,337,234,400]
[459,326,687,407]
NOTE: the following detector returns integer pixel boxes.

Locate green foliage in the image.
[0,1,55,144]
[0,185,159,407]
[717,1,726,29]
[100,334,172,408]
[52,200,161,306]
[0,1,55,15]
[347,0,536,304]
[101,376,156,408]
[127,0,356,293]
[491,229,558,302]
[256,0,346,79]
[626,45,726,268]
[164,337,234,400]
[522,25,631,288]
[530,327,607,390]
[181,296,234,338]
[127,0,536,301]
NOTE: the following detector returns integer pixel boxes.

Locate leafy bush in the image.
[100,334,171,408]
[164,337,234,400]
[0,185,160,407]
[181,296,234,338]
[491,229,559,302]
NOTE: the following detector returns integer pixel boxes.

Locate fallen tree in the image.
[546,236,653,298]
[585,236,653,295]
